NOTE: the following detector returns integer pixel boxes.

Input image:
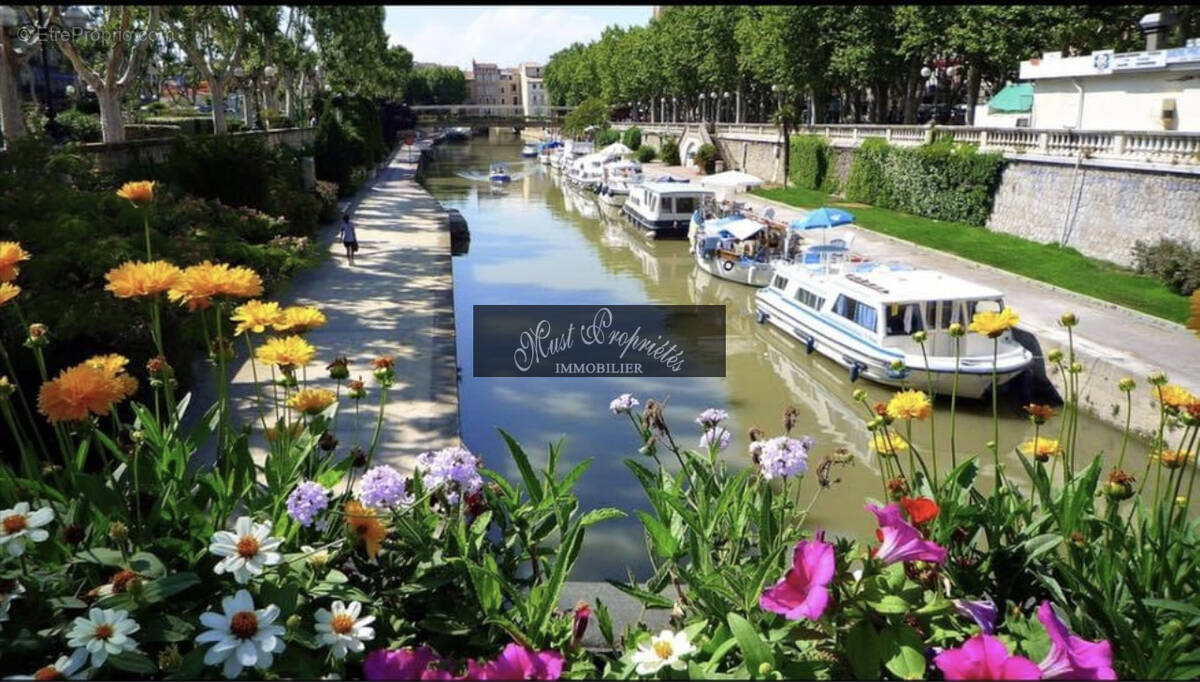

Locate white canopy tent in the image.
[713,218,765,241]
[599,142,634,158]
[698,170,765,200]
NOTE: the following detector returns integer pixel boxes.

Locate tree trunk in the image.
[735,86,742,124]
[98,88,125,143]
[965,65,981,126]
[873,81,888,124]
[210,78,228,134]
[0,34,26,142]
[781,119,790,189]
[903,56,921,124]
[811,88,828,125]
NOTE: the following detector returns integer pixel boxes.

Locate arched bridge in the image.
[409,104,574,126]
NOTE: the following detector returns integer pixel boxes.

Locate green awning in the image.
[987,82,1034,114]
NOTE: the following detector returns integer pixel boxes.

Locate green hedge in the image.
[789,135,834,191]
[594,129,621,146]
[694,143,717,174]
[660,137,680,166]
[636,145,657,163]
[844,138,1006,226]
[622,126,642,151]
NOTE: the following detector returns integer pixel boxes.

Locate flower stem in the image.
[991,338,1000,492]
[918,339,938,489]
[949,337,961,468]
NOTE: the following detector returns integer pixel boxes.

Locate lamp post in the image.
[660,96,666,125]
[722,91,730,125]
[20,5,89,139]
[672,96,677,123]
[698,93,706,123]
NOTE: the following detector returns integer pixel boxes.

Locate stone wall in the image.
[987,160,1200,266]
[77,127,317,173]
[712,137,783,183]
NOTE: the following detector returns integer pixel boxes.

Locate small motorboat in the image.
[521,142,539,157]
[488,163,511,183]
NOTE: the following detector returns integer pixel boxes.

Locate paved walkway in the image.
[190,148,460,470]
[645,161,1199,435]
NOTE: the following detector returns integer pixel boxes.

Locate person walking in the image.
[337,212,359,266]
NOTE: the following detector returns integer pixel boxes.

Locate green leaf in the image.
[881,625,928,680]
[869,594,912,615]
[579,507,626,527]
[727,612,773,677]
[108,652,158,674]
[594,597,616,648]
[844,621,882,679]
[635,510,679,559]
[535,523,584,634]
[605,580,674,609]
[1022,534,1063,562]
[1143,598,1200,618]
[499,428,543,504]
[97,572,200,609]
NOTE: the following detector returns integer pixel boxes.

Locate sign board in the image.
[1112,50,1167,71]
[1165,45,1200,65]
[1090,50,1114,75]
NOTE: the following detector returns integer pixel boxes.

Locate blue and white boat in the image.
[488,163,511,183]
[521,142,539,157]
[689,214,780,287]
[754,258,1033,397]
[537,140,562,165]
[622,182,715,239]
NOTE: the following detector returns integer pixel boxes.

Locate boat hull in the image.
[694,251,774,287]
[754,291,1031,398]
[490,175,511,183]
[597,191,626,208]
[621,205,688,239]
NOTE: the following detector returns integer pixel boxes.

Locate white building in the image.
[1018,40,1200,131]
[518,63,547,116]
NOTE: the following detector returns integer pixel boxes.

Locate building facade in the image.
[467,60,501,112]
[1018,41,1200,132]
[519,63,546,116]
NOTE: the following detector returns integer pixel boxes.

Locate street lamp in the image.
[660,96,666,124]
[672,96,677,123]
[722,91,730,125]
[698,93,706,122]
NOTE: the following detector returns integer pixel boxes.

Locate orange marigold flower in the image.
[167,261,263,311]
[345,501,388,560]
[116,180,155,204]
[84,354,138,400]
[274,305,326,334]
[886,390,931,421]
[1024,403,1058,424]
[1157,384,1197,412]
[969,307,1019,338]
[0,241,31,283]
[255,335,316,371]
[104,260,182,298]
[287,387,336,415]
[221,265,264,299]
[0,282,19,307]
[231,300,285,336]
[370,356,395,371]
[1152,449,1195,470]
[37,364,122,422]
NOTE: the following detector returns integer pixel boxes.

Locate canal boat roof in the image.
[637,182,714,196]
[832,268,1005,304]
[710,217,764,240]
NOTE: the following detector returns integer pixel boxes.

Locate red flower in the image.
[900,497,939,525]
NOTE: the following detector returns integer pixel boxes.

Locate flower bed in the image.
[0,213,1198,679]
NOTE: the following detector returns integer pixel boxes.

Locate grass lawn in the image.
[753,187,1191,324]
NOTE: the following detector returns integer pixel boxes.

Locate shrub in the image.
[315,111,355,189]
[844,138,1006,225]
[789,134,833,190]
[144,116,215,136]
[594,128,621,146]
[1132,238,1200,295]
[341,96,385,164]
[622,125,642,151]
[55,108,102,143]
[636,145,657,163]
[694,142,718,174]
[315,180,340,223]
[165,134,274,211]
[660,137,680,166]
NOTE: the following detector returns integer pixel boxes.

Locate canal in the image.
[422,135,1149,581]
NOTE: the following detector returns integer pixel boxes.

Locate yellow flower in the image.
[116,180,155,204]
[1157,384,1198,412]
[255,335,316,371]
[36,358,133,423]
[231,300,285,335]
[0,282,20,307]
[886,390,931,421]
[287,387,336,415]
[274,305,327,334]
[1019,437,1063,462]
[104,260,182,298]
[969,307,1020,338]
[84,354,138,400]
[345,501,388,560]
[1152,449,1195,470]
[167,261,263,311]
[0,241,31,283]
[870,431,908,456]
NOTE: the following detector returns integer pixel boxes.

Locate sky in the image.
[384,6,653,71]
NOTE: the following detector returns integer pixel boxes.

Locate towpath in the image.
[188,147,460,470]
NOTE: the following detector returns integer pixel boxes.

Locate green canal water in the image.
[422,135,1150,581]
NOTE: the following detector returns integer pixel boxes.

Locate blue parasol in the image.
[790,207,855,231]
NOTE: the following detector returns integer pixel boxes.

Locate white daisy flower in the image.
[0,578,26,632]
[66,607,140,668]
[2,650,90,680]
[314,600,375,659]
[632,629,696,676]
[0,502,54,557]
[195,589,286,680]
[209,516,283,584]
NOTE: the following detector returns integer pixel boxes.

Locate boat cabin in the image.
[624,182,716,236]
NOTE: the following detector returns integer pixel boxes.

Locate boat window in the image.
[794,287,824,309]
[885,303,925,336]
[649,196,659,213]
[966,299,1003,318]
[833,295,878,333]
[924,300,965,330]
[675,197,696,214]
[771,275,789,291]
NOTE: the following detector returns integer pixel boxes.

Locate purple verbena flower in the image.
[609,393,639,415]
[694,408,729,428]
[699,426,732,452]
[757,436,811,479]
[359,465,413,509]
[416,446,483,504]
[286,480,329,527]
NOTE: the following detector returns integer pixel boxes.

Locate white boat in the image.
[622,182,714,239]
[521,142,539,157]
[566,152,611,191]
[690,214,778,287]
[538,141,561,165]
[754,258,1033,397]
[488,163,511,183]
[553,140,593,173]
[597,159,644,208]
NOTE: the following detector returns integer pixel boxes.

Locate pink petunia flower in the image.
[759,531,836,621]
[934,634,1043,680]
[1036,602,1117,680]
[364,646,455,680]
[866,503,947,565]
[469,643,564,680]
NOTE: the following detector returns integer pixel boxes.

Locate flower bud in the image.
[1059,312,1078,327]
[1069,362,1083,374]
[157,645,183,673]
[1148,370,1167,386]
[911,330,928,344]
[347,378,367,400]
[867,416,884,431]
[571,601,591,649]
[350,446,368,468]
[319,431,338,452]
[286,614,302,631]
[327,355,350,381]
[1069,531,1086,548]
[851,388,867,403]
[889,359,907,373]
[1047,349,1063,363]
[670,602,685,619]
[886,477,909,501]
[1104,469,1136,501]
[108,521,129,542]
[948,323,965,338]
[986,440,997,452]
[758,662,773,676]
[1175,496,1187,509]
[24,323,48,348]
[1118,377,1135,393]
